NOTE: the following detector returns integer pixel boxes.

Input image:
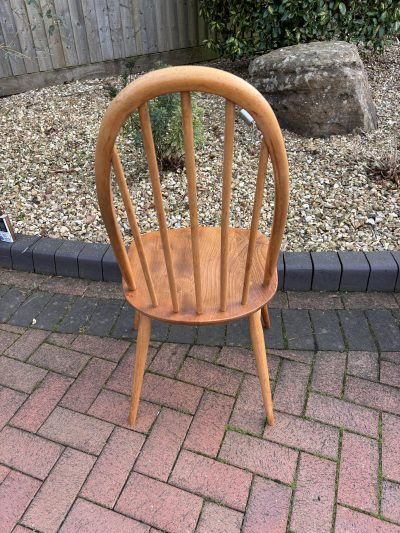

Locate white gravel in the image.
[0,44,399,251]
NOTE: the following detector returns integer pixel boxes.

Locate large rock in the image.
[249,41,377,137]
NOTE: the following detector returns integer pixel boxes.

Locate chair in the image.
[95,66,289,427]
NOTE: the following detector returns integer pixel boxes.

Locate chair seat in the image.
[123,227,277,325]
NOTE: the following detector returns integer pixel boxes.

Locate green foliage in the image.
[199,0,400,59]
[105,62,204,171]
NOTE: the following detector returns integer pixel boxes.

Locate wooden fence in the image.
[0,0,212,96]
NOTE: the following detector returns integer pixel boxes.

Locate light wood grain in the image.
[220,100,235,312]
[261,305,270,329]
[129,313,151,426]
[181,91,203,314]
[249,310,274,425]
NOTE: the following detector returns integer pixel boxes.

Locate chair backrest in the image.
[96,65,289,315]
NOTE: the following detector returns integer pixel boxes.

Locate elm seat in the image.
[95,65,289,427]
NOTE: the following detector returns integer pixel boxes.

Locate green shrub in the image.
[105,61,204,171]
[199,0,400,59]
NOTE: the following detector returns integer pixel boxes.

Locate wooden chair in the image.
[95,66,289,427]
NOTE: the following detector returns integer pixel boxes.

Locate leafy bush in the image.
[105,61,204,171]
[199,0,400,59]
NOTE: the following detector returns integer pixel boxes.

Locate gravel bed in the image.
[0,44,399,251]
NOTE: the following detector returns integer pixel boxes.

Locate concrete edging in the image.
[0,235,399,292]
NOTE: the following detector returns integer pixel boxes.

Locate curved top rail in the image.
[95,65,289,289]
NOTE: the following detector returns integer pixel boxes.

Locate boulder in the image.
[249,41,377,137]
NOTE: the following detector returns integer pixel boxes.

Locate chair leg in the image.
[129,314,151,426]
[248,310,275,425]
[133,310,141,330]
[261,305,270,329]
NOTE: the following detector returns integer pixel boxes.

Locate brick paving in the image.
[0,270,400,532]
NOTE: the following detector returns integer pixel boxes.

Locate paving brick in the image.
[269,290,289,308]
[273,359,310,415]
[0,387,27,430]
[346,376,400,416]
[284,252,313,291]
[60,498,150,533]
[306,392,379,438]
[39,276,89,296]
[269,348,314,364]
[0,426,62,479]
[242,476,291,533]
[81,427,145,508]
[381,351,400,365]
[338,251,370,291]
[171,449,252,511]
[116,472,202,533]
[196,323,226,346]
[282,309,315,350]
[381,360,400,387]
[382,413,400,482]
[226,318,251,346]
[33,293,75,330]
[29,343,90,378]
[0,287,30,322]
[60,357,116,413]
[102,246,122,283]
[335,505,400,533]
[0,323,26,335]
[290,453,336,533]
[22,448,95,533]
[148,343,188,377]
[39,406,113,455]
[55,240,86,279]
[0,329,19,353]
[287,291,343,309]
[0,471,41,532]
[11,526,32,533]
[347,351,379,380]
[11,373,73,432]
[8,291,52,327]
[105,344,157,396]
[78,243,108,281]
[197,502,243,533]
[11,235,41,272]
[366,251,398,291]
[188,344,219,362]
[31,237,63,275]
[311,252,342,291]
[178,357,242,396]
[264,412,339,458]
[85,299,123,337]
[230,374,267,435]
[312,351,346,396]
[168,324,197,344]
[0,465,10,483]
[88,389,159,434]
[219,431,297,484]
[310,310,345,351]
[339,310,377,351]
[84,282,123,300]
[57,297,98,334]
[184,391,234,457]
[5,329,48,361]
[71,334,129,362]
[0,270,44,289]
[382,481,400,524]
[47,331,76,348]
[342,292,399,309]
[338,432,379,513]
[367,310,400,351]
[110,303,136,339]
[150,320,169,342]
[264,308,285,349]
[0,356,47,393]
[218,346,279,379]
[135,408,191,481]
[140,372,202,414]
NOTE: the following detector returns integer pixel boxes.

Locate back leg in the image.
[261,305,270,329]
[248,310,274,425]
[133,310,141,330]
[129,314,151,426]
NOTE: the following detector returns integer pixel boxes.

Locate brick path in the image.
[0,269,399,532]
